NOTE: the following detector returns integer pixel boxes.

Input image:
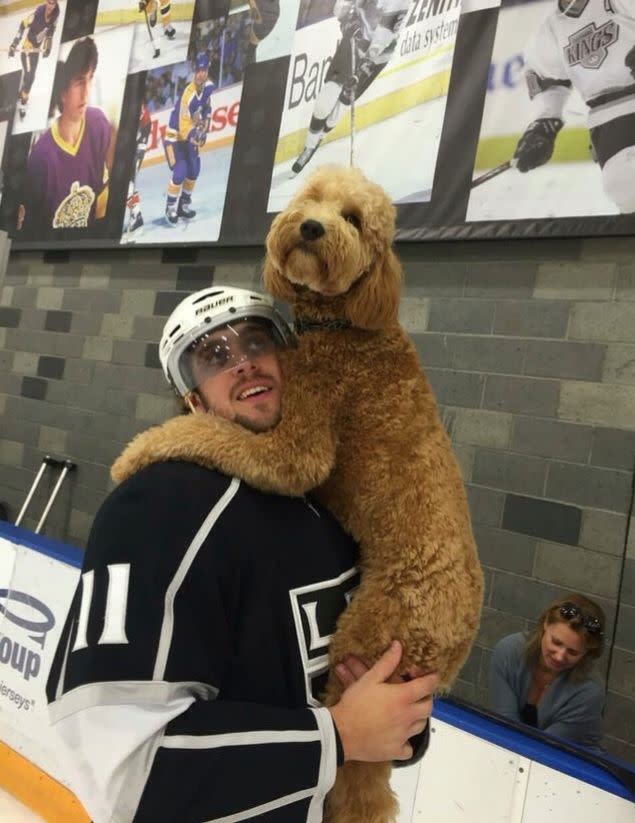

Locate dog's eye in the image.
[342,212,361,231]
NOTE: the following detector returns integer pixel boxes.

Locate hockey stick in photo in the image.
[471,159,514,188]
[143,5,160,59]
[349,33,357,168]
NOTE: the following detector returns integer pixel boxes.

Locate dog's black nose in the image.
[300,219,325,242]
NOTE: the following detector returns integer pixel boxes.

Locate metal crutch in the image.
[15,455,77,534]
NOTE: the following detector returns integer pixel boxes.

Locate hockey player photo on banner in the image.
[94,0,195,74]
[467,0,635,221]
[16,25,134,239]
[266,0,463,212]
[120,2,256,242]
[0,0,67,136]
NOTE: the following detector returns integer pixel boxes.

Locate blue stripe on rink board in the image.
[0,521,83,569]
[433,699,635,802]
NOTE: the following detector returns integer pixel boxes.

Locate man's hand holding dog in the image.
[329,640,438,762]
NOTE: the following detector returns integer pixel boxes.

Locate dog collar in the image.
[294,317,352,335]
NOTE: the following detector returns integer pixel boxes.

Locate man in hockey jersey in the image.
[8,0,60,120]
[292,0,408,175]
[46,285,438,823]
[139,0,176,49]
[18,37,114,235]
[514,0,635,213]
[163,52,213,225]
[125,101,152,236]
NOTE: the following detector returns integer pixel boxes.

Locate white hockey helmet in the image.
[159,285,293,397]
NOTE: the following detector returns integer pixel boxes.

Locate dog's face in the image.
[263,167,402,329]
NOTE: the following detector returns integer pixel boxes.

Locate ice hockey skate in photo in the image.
[467,0,635,220]
[267,0,461,212]
[0,1,67,137]
[94,0,195,73]
[121,5,254,244]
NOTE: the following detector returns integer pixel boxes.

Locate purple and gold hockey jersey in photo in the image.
[21,2,60,52]
[23,107,111,233]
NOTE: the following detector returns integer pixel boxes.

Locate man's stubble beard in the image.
[233,408,282,433]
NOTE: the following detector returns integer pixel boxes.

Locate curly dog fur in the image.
[113,166,483,823]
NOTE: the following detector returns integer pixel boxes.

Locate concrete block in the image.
[70,312,103,335]
[101,313,135,338]
[511,417,592,463]
[534,262,616,300]
[590,428,635,470]
[136,393,177,423]
[466,484,505,528]
[476,606,526,650]
[569,302,635,342]
[603,344,635,384]
[464,263,536,299]
[603,691,635,749]
[399,296,429,332]
[79,264,111,288]
[534,541,622,599]
[615,604,635,653]
[38,426,68,454]
[546,461,632,513]
[490,571,563,621]
[35,287,64,310]
[472,449,547,496]
[452,443,475,482]
[473,524,537,575]
[63,359,94,384]
[616,263,635,301]
[121,289,157,316]
[503,494,581,546]
[25,264,55,286]
[0,285,13,306]
[493,300,570,338]
[524,340,605,381]
[214,263,259,287]
[453,408,512,449]
[427,298,495,334]
[580,236,635,262]
[176,265,215,292]
[0,307,21,328]
[132,316,166,342]
[12,352,39,374]
[63,288,122,313]
[453,336,525,374]
[607,648,635,699]
[412,333,453,368]
[426,368,484,408]
[0,439,25,465]
[628,518,635,560]
[484,375,560,417]
[112,339,148,366]
[83,336,114,361]
[579,509,628,557]
[9,287,37,308]
[559,381,635,430]
[403,260,467,296]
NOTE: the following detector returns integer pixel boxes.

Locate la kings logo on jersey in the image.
[289,567,360,707]
[564,21,619,70]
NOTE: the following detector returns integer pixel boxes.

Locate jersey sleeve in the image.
[488,636,523,723]
[46,463,339,822]
[523,17,572,119]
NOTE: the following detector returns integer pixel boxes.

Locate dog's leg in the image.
[325,761,397,823]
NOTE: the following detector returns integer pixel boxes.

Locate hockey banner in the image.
[0,0,633,248]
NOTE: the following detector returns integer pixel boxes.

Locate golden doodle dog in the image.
[113,166,483,822]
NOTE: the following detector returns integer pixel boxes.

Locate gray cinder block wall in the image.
[0,237,633,763]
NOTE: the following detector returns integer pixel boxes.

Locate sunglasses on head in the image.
[559,602,604,637]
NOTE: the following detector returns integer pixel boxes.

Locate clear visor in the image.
[179,317,285,392]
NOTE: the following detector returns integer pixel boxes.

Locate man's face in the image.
[61,69,94,123]
[194,68,207,89]
[187,320,283,432]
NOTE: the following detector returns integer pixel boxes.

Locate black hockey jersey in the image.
[46,460,362,822]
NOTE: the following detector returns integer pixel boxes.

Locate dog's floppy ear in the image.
[262,255,297,303]
[345,246,402,330]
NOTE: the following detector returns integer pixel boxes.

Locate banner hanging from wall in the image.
[0,0,633,249]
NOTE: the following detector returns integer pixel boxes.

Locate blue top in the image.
[489,632,605,752]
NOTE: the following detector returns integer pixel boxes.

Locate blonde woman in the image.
[489,593,606,751]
